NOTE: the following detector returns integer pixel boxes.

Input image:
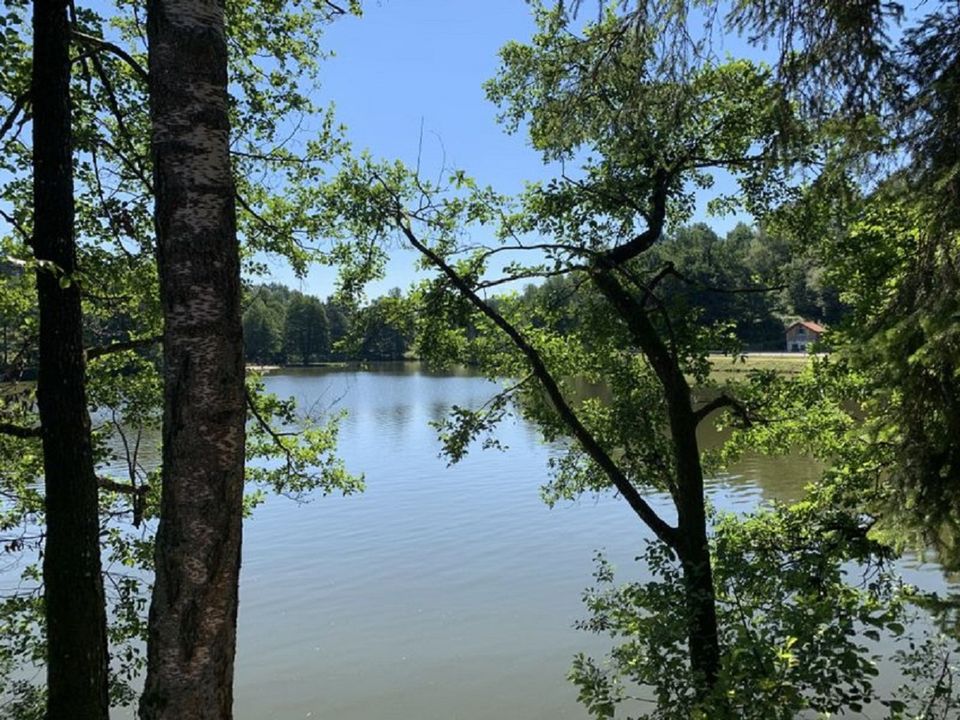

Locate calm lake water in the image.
[220,364,957,719]
[5,363,954,718]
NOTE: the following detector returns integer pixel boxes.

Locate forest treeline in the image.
[245,220,844,365]
[242,284,413,363]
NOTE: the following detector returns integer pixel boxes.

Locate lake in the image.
[4,363,953,717]
[221,363,957,719]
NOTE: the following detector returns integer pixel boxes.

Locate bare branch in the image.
[466,241,596,263]
[662,265,786,295]
[0,91,30,147]
[97,477,150,496]
[693,393,752,426]
[474,266,584,291]
[0,208,30,244]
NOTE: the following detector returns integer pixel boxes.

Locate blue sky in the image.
[0,0,763,299]
[264,0,760,299]
[264,0,547,298]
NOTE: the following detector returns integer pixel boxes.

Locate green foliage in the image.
[318,3,960,717]
[724,0,960,568]
[241,282,417,363]
[243,295,285,364]
[569,494,929,719]
[353,289,416,361]
[245,375,363,500]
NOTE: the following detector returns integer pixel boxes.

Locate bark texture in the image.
[139,0,246,716]
[31,0,111,717]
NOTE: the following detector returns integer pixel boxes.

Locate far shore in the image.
[245,359,411,374]
[246,354,821,379]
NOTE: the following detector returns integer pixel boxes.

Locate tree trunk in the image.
[661,373,721,691]
[139,0,246,717]
[31,0,111,717]
[591,269,722,694]
[656,358,723,695]
[671,406,721,691]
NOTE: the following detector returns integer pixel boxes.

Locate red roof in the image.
[786,320,826,334]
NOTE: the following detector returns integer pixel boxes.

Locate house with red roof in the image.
[785,320,825,352]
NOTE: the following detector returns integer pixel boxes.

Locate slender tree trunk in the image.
[31,0,110,717]
[139,0,246,717]
[591,269,722,694]
[670,403,721,692]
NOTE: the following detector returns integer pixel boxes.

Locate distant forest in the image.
[244,221,845,365]
[242,284,414,364]
[0,221,844,371]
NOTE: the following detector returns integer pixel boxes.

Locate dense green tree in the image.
[243,297,284,364]
[722,0,960,559]
[324,297,351,355]
[647,223,784,348]
[515,222,847,349]
[357,289,414,360]
[283,292,330,364]
[241,284,424,364]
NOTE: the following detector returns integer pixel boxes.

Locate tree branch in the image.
[235,191,316,254]
[0,209,30,244]
[394,209,679,549]
[693,393,752,426]
[0,422,42,439]
[664,265,786,295]
[245,388,300,478]
[71,30,149,83]
[592,269,685,390]
[474,266,583,291]
[599,167,670,266]
[323,0,348,15]
[97,476,150,495]
[0,91,30,146]
[86,335,161,361]
[97,477,150,526]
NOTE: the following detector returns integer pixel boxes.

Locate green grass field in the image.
[708,353,813,378]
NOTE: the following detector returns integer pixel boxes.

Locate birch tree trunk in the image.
[139,0,246,716]
[31,0,111,716]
